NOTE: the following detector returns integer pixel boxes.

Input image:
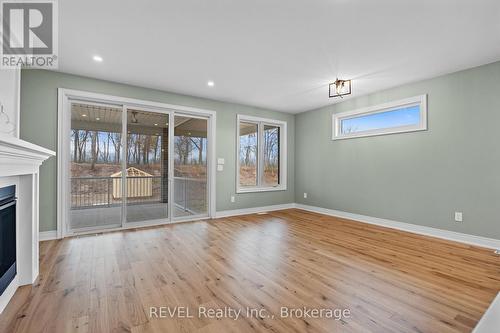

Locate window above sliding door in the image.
[332,95,427,140]
[236,115,287,193]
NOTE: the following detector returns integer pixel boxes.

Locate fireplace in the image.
[0,134,54,313]
[0,185,16,296]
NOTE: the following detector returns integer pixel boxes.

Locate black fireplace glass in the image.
[0,185,16,296]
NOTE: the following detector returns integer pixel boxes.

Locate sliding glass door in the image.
[69,101,123,231]
[67,99,211,234]
[125,108,170,223]
[173,114,208,218]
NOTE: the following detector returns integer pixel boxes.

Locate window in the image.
[332,95,427,140]
[238,122,258,187]
[237,115,286,193]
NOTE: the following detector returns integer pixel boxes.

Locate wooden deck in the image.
[70,203,192,230]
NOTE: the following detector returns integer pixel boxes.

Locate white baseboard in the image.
[39,230,57,241]
[42,204,296,240]
[473,292,500,332]
[215,203,296,218]
[42,203,500,249]
[296,203,500,250]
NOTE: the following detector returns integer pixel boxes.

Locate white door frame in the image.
[57,88,217,239]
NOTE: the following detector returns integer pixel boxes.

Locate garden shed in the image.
[111,167,153,198]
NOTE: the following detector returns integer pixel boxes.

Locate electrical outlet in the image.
[303,192,308,199]
[454,212,463,222]
[230,196,235,203]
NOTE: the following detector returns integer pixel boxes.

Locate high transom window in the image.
[332,95,427,140]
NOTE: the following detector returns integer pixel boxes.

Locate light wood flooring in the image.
[0,209,499,333]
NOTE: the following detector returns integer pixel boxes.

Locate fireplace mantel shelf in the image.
[0,133,55,163]
[0,133,55,178]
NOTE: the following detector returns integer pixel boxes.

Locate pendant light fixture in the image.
[329,78,352,98]
[131,111,139,123]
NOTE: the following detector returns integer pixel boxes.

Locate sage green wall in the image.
[22,62,500,238]
[295,61,500,239]
[20,70,295,232]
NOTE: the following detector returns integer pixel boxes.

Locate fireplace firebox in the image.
[0,185,16,296]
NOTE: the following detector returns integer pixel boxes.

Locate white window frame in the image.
[236,114,287,193]
[332,94,427,140]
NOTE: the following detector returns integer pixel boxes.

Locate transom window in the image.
[237,115,287,193]
[332,95,427,140]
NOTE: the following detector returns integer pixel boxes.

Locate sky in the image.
[341,105,420,134]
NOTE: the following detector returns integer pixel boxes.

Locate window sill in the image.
[332,126,427,140]
[236,186,287,194]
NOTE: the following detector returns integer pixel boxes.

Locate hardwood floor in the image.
[1,209,499,333]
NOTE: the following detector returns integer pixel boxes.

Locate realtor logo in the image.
[1,0,58,68]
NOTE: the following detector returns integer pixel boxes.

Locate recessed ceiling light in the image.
[82,114,87,117]
[95,117,100,120]
[93,55,103,62]
[154,123,158,126]
[207,81,215,87]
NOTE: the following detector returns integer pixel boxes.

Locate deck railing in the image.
[173,177,207,214]
[70,176,207,214]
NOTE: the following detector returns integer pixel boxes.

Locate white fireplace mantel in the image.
[0,133,55,313]
[0,133,55,176]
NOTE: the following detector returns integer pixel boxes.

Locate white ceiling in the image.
[57,0,500,113]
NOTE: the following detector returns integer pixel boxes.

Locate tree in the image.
[263,127,279,175]
[75,130,90,162]
[152,136,160,163]
[90,131,98,170]
[175,136,193,166]
[240,133,257,166]
[142,135,151,164]
[110,133,121,163]
[190,137,205,164]
[72,130,79,162]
